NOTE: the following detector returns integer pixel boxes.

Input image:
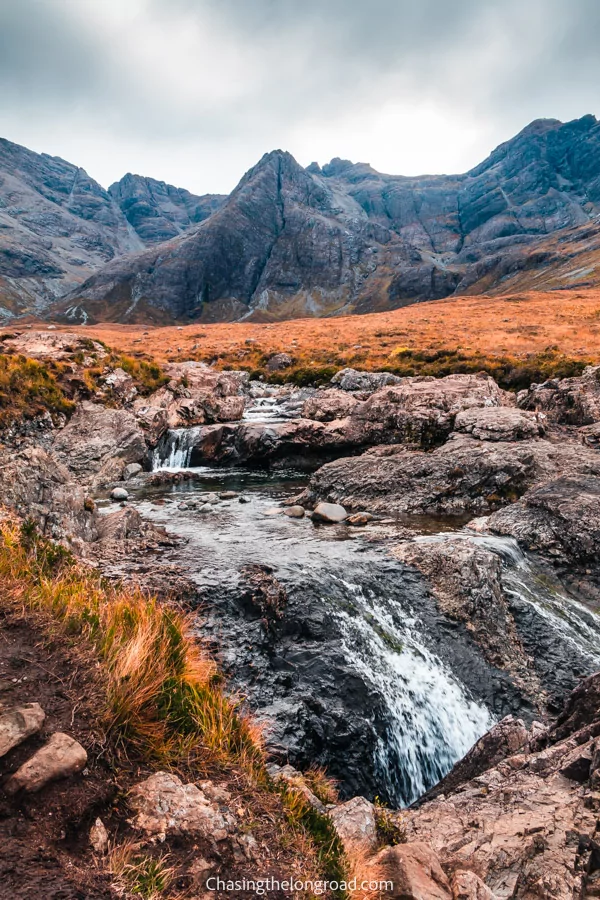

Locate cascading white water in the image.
[152,426,204,470]
[330,575,494,806]
[243,396,290,422]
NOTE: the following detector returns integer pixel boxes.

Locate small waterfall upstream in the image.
[152,426,204,469]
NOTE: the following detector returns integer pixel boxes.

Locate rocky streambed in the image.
[94,453,600,808]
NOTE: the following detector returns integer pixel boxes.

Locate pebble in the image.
[110,487,129,501]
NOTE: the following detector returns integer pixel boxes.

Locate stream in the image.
[101,433,600,807]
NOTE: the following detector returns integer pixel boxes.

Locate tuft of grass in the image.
[111,354,169,395]
[373,796,406,847]
[0,517,263,774]
[0,353,74,426]
[303,766,339,805]
[108,840,174,899]
[277,784,348,897]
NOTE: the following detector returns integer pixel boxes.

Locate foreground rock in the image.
[299,435,600,516]
[394,539,539,701]
[52,402,146,487]
[366,842,452,900]
[329,796,378,854]
[453,406,545,441]
[0,446,98,545]
[128,772,234,845]
[0,704,46,758]
[6,732,87,794]
[393,671,600,899]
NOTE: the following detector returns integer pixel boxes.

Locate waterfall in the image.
[330,574,493,806]
[152,427,204,470]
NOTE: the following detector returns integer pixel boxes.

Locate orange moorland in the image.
[80,288,600,383]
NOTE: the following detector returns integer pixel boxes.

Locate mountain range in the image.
[1,114,600,324]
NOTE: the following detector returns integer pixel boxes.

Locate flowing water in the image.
[106,451,600,806]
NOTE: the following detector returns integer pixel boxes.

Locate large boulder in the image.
[133,361,246,442]
[52,402,146,486]
[394,539,537,698]
[366,842,452,899]
[329,796,378,854]
[299,436,600,517]
[487,475,600,567]
[301,388,359,422]
[330,368,403,393]
[338,373,513,450]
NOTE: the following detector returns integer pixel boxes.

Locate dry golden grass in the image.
[0,516,263,774]
[80,288,600,375]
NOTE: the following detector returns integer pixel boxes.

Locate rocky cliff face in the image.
[0,138,145,317]
[3,115,600,323]
[108,174,225,244]
[0,141,223,319]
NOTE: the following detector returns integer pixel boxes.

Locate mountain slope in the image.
[3,115,600,324]
[108,174,225,244]
[63,115,600,324]
[0,138,144,317]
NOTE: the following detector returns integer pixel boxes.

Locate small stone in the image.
[219,491,238,500]
[312,501,347,524]
[89,817,109,854]
[6,732,87,794]
[178,502,189,510]
[110,487,129,502]
[122,463,143,480]
[346,512,373,527]
[264,507,282,516]
[0,703,46,758]
[283,505,305,518]
[238,496,249,503]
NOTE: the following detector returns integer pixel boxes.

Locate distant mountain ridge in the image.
[1,115,600,323]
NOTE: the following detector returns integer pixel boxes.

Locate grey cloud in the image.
[0,0,598,191]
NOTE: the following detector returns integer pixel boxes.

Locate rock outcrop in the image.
[519,365,600,425]
[393,673,600,899]
[133,362,246,443]
[0,446,98,544]
[487,474,600,568]
[299,435,600,516]
[52,401,147,486]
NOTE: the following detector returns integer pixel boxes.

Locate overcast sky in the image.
[0,0,598,195]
